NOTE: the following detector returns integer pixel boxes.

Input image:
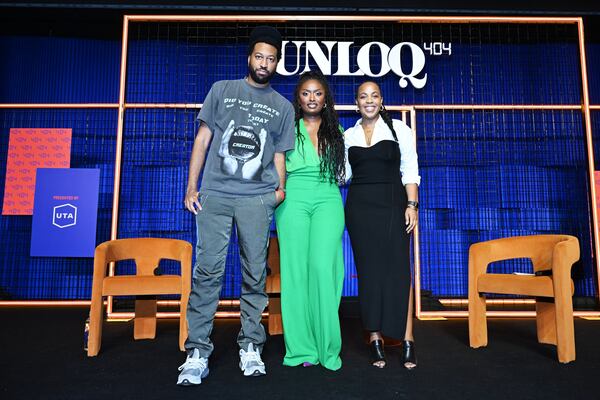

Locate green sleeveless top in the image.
[285,119,343,174]
[285,119,320,173]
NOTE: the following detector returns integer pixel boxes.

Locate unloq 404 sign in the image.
[277,41,452,89]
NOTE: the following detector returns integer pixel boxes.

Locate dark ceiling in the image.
[0,0,599,15]
[1,0,599,40]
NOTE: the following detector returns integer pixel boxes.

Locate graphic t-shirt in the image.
[197,79,295,197]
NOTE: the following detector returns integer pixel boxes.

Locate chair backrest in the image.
[95,238,191,276]
[267,236,280,275]
[472,234,579,273]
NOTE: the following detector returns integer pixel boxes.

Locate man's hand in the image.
[184,188,201,215]
[275,188,285,205]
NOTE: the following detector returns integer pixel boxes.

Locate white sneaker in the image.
[239,343,266,377]
[177,348,209,386]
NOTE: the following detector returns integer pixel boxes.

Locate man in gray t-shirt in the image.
[177,26,295,386]
[197,78,295,196]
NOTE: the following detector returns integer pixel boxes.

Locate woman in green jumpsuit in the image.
[275,71,346,370]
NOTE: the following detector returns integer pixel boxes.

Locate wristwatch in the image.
[407,200,419,210]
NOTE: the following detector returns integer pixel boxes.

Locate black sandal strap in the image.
[402,340,417,369]
[370,339,386,364]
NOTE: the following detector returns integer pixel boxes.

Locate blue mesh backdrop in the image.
[0,21,598,309]
[0,108,117,299]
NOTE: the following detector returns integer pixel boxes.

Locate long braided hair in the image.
[293,70,345,184]
[356,81,398,142]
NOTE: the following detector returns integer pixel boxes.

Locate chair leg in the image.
[179,295,189,351]
[134,297,157,340]
[469,293,488,348]
[268,297,283,336]
[87,295,104,357]
[554,294,576,363]
[535,300,557,345]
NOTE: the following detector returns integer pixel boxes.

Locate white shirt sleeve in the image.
[393,119,421,186]
[343,127,354,183]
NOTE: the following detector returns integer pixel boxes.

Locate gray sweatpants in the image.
[185,192,277,358]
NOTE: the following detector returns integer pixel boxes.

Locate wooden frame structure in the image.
[1,15,598,320]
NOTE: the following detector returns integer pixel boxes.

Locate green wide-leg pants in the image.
[275,171,345,371]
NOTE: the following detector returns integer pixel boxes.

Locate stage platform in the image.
[1,307,599,399]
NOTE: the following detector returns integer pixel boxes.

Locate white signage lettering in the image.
[52,203,77,228]
[277,40,436,89]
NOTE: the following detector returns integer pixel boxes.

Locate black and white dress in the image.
[344,116,420,339]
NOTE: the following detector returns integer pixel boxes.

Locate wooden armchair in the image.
[87,238,192,356]
[468,234,580,363]
[266,236,282,335]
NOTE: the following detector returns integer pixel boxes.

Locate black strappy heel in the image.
[370,339,386,368]
[402,340,417,370]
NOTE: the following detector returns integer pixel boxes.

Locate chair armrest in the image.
[551,236,580,275]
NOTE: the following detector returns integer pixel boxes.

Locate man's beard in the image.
[248,66,274,84]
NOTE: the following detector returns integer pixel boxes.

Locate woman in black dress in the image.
[344,81,420,369]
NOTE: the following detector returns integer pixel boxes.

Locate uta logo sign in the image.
[52,203,77,228]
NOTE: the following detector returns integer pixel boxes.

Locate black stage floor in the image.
[1,307,599,399]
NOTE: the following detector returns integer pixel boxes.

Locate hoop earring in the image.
[355,108,360,113]
[323,103,327,109]
[380,105,385,111]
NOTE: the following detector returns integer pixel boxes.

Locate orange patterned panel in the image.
[2,128,71,215]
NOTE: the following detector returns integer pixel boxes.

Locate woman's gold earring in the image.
[380,105,384,111]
